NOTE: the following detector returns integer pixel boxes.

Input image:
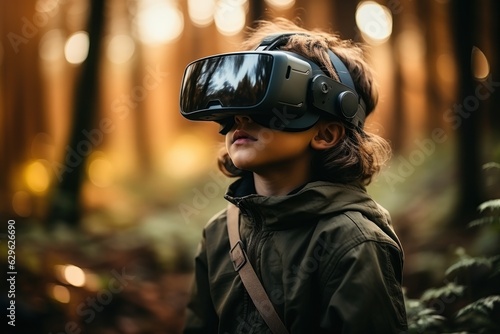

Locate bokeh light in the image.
[264,0,295,10]
[214,0,246,36]
[356,1,393,44]
[107,34,136,64]
[49,284,71,303]
[24,160,51,194]
[136,0,184,45]
[64,31,89,64]
[63,265,86,287]
[471,46,490,80]
[188,0,216,27]
[88,153,115,188]
[39,29,65,62]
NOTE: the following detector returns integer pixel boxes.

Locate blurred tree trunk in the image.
[249,0,265,25]
[416,0,444,131]
[489,0,500,153]
[0,1,47,219]
[132,46,153,172]
[389,4,405,153]
[47,0,106,226]
[333,0,358,41]
[450,0,484,224]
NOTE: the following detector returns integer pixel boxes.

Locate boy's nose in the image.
[234,115,253,125]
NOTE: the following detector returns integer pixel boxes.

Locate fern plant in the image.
[455,295,500,332]
[405,190,500,333]
[404,296,446,334]
[467,199,500,228]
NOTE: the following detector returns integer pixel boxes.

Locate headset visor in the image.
[179,52,311,122]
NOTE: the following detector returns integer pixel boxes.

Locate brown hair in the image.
[218,18,391,185]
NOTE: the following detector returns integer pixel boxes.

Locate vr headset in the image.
[179,33,366,134]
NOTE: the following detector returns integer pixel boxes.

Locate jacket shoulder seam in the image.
[319,212,402,284]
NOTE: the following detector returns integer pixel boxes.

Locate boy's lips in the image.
[232,130,257,144]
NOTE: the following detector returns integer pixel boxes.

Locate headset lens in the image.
[180,54,274,118]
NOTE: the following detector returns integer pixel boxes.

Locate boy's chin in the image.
[231,160,258,172]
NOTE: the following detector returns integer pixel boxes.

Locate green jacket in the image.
[184,177,408,333]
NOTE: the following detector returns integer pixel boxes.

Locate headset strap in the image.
[257,33,366,127]
[257,33,355,88]
[226,203,290,334]
[327,50,355,91]
[255,33,295,51]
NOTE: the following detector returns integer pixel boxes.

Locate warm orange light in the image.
[88,155,115,188]
[214,1,246,36]
[49,284,70,303]
[356,1,393,44]
[64,31,89,64]
[136,0,184,44]
[471,46,490,80]
[63,265,86,287]
[24,160,50,194]
[188,0,216,27]
[265,0,295,10]
[107,34,135,64]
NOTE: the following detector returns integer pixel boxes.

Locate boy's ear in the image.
[311,121,345,150]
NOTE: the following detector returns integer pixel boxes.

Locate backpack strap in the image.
[226,203,290,334]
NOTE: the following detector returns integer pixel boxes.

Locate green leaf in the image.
[483,162,500,170]
[456,295,500,318]
[467,216,500,228]
[445,257,493,280]
[405,298,446,333]
[421,282,466,302]
[478,199,500,213]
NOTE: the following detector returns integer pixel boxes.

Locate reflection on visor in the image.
[181,54,274,114]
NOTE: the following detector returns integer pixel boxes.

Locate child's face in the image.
[224,115,318,174]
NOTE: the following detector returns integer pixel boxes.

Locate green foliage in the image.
[445,256,495,283]
[468,187,500,228]
[467,216,500,228]
[405,297,446,334]
[454,295,500,333]
[405,194,500,333]
[478,199,500,213]
[420,282,465,303]
[456,295,500,318]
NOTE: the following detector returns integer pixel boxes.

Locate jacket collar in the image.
[224,175,377,229]
[224,174,403,256]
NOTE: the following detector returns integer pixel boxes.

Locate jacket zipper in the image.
[242,202,264,268]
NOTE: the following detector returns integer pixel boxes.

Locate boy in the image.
[180,18,407,333]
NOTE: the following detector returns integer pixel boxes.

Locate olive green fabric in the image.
[184,177,408,333]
